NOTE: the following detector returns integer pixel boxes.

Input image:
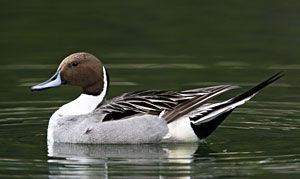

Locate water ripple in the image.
[268,64,300,70]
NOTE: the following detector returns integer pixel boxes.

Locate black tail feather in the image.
[230,72,284,103]
[191,72,283,139]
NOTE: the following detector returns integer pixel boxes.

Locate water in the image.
[0,0,300,178]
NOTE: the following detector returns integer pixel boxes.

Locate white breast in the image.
[48,94,104,144]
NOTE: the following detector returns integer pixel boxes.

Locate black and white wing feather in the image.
[95,85,239,122]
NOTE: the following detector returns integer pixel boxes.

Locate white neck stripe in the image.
[99,66,108,103]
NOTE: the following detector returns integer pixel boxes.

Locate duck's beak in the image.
[31,71,63,91]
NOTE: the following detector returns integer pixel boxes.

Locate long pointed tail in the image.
[190,72,283,139]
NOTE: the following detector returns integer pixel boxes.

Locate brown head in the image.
[31,52,109,96]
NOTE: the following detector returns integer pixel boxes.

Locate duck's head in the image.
[31,52,108,96]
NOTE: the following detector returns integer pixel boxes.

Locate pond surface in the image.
[0,1,300,178]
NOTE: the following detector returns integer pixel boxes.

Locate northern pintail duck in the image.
[31,52,283,144]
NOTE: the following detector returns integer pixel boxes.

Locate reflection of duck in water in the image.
[32,52,282,144]
[48,143,203,178]
[48,143,201,159]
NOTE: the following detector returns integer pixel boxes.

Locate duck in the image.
[31,52,283,144]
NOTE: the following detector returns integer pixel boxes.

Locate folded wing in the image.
[95,85,239,121]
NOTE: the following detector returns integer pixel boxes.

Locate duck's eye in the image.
[71,62,79,67]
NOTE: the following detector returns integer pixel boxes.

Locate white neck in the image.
[50,66,108,120]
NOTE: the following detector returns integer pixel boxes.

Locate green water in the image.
[0,0,300,178]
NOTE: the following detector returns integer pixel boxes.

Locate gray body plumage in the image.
[49,114,168,144]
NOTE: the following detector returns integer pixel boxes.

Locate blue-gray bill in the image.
[31,71,62,91]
